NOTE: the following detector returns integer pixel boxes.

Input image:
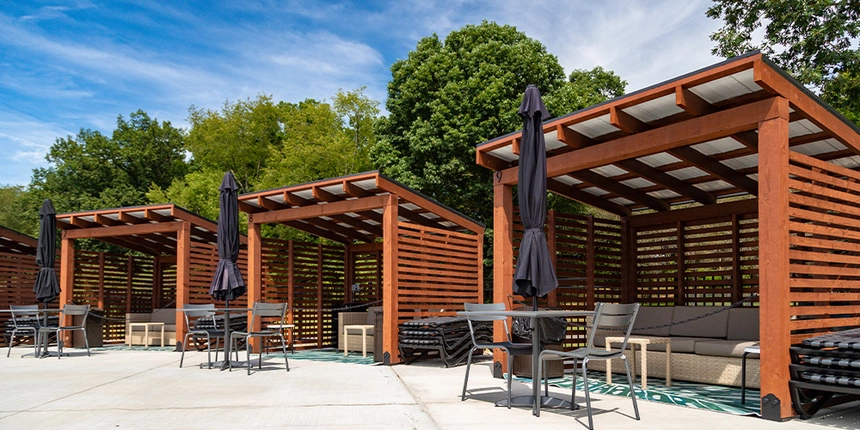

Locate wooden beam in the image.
[569,170,671,211]
[144,208,172,223]
[628,198,758,228]
[117,211,146,224]
[556,124,595,149]
[675,85,716,116]
[303,217,377,243]
[329,214,383,236]
[381,194,399,364]
[497,97,788,184]
[343,180,373,198]
[59,235,74,342]
[93,213,121,226]
[250,195,388,225]
[476,150,511,171]
[616,159,716,205]
[258,196,287,211]
[69,216,97,229]
[547,180,632,217]
[280,219,351,244]
[62,221,183,239]
[376,176,484,234]
[247,221,261,351]
[668,146,759,195]
[732,130,759,149]
[757,112,792,419]
[283,192,312,207]
[312,186,339,202]
[176,222,191,343]
[492,183,514,376]
[610,105,649,134]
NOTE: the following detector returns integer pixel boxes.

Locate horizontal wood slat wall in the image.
[260,238,345,350]
[633,207,759,307]
[396,223,482,323]
[0,251,43,346]
[788,151,860,344]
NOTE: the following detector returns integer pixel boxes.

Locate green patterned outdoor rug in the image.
[280,348,377,365]
[92,345,176,352]
[515,371,760,416]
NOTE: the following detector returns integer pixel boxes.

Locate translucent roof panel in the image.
[623,93,685,123]
[619,177,656,189]
[720,154,758,170]
[688,69,761,104]
[637,152,681,168]
[608,197,635,206]
[590,165,628,177]
[692,137,745,155]
[571,114,618,139]
[582,187,610,196]
[694,180,734,192]
[544,131,567,151]
[552,175,583,186]
[789,119,822,138]
[667,166,709,180]
[647,189,681,199]
[792,138,847,156]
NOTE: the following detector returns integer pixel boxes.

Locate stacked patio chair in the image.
[790,328,860,419]
[398,315,483,367]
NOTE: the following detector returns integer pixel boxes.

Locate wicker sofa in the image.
[125,309,177,347]
[590,306,761,388]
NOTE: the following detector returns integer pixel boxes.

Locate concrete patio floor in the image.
[1,347,858,429]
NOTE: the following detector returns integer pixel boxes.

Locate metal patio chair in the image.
[536,302,640,428]
[37,304,91,359]
[179,304,226,368]
[7,305,41,358]
[229,302,290,375]
[461,302,532,408]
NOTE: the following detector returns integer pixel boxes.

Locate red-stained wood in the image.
[757,109,792,419]
[247,221,262,352]
[493,183,514,374]
[175,222,191,341]
[382,194,400,364]
[59,234,75,339]
[250,195,388,225]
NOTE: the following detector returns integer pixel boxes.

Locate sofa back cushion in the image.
[631,306,673,337]
[669,306,729,338]
[151,309,177,325]
[727,307,760,340]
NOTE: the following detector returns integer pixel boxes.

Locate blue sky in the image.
[0,0,722,187]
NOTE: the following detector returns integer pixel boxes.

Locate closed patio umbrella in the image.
[33,199,60,305]
[209,171,246,305]
[512,85,558,308]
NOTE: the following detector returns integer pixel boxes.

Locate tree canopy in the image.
[708,0,860,123]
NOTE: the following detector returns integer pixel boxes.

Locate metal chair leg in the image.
[82,328,91,356]
[623,356,640,421]
[582,358,593,430]
[279,333,290,371]
[461,347,475,401]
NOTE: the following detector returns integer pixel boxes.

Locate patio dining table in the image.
[178,307,251,371]
[457,308,594,416]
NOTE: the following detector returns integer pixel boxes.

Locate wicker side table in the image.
[343,324,374,357]
[605,336,671,390]
[127,322,165,349]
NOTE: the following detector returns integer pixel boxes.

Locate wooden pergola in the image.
[477,52,860,419]
[239,171,485,364]
[55,204,234,341]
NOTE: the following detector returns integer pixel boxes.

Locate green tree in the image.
[708,0,860,123]
[146,168,223,221]
[0,185,36,236]
[30,110,187,214]
[372,21,624,226]
[185,95,282,193]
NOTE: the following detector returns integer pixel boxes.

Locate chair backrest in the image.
[10,305,40,327]
[585,302,640,354]
[250,302,287,328]
[62,304,91,327]
[182,304,216,329]
[463,302,511,345]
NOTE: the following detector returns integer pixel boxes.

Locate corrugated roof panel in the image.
[544,131,567,151]
[647,189,681,199]
[830,156,860,169]
[666,166,708,180]
[294,190,314,200]
[789,119,822,138]
[552,175,583,186]
[571,114,618,139]
[623,93,685,123]
[692,137,745,155]
[400,203,420,211]
[688,69,761,104]
[608,197,635,206]
[637,152,681,168]
[353,179,376,190]
[321,184,345,196]
[582,187,610,196]
[792,138,847,156]
[694,180,734,192]
[619,177,656,189]
[720,154,758,170]
[488,146,517,162]
[590,165,628,177]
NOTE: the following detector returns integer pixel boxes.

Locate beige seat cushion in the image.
[694,339,759,358]
[669,306,729,339]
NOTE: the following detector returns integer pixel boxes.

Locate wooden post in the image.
[731,214,742,303]
[152,255,162,310]
[757,97,792,419]
[98,252,105,310]
[317,243,323,348]
[382,194,400,364]
[288,240,295,330]
[620,218,635,304]
[175,222,191,342]
[247,220,262,352]
[586,215,596,309]
[547,210,558,307]
[493,182,514,377]
[344,244,353,303]
[59,234,75,342]
[126,256,133,313]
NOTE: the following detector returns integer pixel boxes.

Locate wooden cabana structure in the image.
[54,204,241,342]
[238,171,485,364]
[0,226,43,343]
[477,52,860,419]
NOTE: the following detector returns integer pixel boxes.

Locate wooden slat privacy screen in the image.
[788,151,860,344]
[0,251,40,345]
[395,223,482,323]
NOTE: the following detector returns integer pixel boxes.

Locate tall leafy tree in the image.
[185,95,282,193]
[0,185,36,236]
[373,21,624,226]
[708,0,860,123]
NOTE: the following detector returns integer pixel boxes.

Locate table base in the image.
[494,395,579,410]
[200,360,249,371]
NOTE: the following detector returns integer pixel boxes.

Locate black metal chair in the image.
[37,304,91,359]
[536,302,641,428]
[229,302,290,375]
[179,304,225,368]
[461,302,533,408]
[7,305,41,358]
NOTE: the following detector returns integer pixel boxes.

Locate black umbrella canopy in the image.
[512,85,558,299]
[209,172,246,302]
[33,199,60,303]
